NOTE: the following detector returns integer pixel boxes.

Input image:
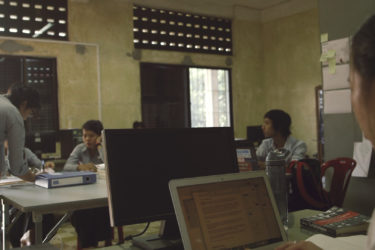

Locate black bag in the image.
[287,159,330,212]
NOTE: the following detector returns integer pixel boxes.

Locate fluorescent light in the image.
[32,22,54,38]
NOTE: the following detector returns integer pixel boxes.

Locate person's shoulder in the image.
[261,138,273,145]
[0,96,16,113]
[0,96,23,124]
[24,147,33,154]
[73,143,87,152]
[288,136,306,147]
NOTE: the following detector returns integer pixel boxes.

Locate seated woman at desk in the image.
[256,109,307,166]
[277,14,375,250]
[64,120,112,248]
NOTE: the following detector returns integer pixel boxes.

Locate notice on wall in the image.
[323,89,351,114]
[321,37,350,66]
[323,64,350,90]
[320,33,328,43]
[353,136,372,177]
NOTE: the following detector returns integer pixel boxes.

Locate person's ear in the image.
[96,136,102,145]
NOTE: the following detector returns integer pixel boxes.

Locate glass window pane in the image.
[189,68,230,127]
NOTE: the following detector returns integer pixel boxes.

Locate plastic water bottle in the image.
[266,148,289,228]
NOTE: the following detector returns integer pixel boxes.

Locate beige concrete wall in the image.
[231,19,263,139]
[261,9,321,157]
[0,38,99,129]
[0,0,321,157]
[69,0,264,132]
[69,0,234,128]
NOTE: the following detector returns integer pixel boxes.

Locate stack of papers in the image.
[0,176,26,186]
[307,234,367,250]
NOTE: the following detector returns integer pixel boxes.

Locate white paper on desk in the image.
[0,175,24,185]
[306,234,366,250]
[321,37,350,66]
[95,163,105,170]
[324,89,352,114]
[323,64,350,90]
[353,136,372,177]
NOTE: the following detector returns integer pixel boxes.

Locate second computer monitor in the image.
[247,125,265,146]
[103,127,238,227]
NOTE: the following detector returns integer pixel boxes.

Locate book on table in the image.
[300,206,370,237]
[35,171,97,188]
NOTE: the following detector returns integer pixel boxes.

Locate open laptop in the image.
[169,171,288,250]
[235,139,259,171]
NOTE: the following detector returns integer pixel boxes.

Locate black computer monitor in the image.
[246,125,265,146]
[58,129,83,159]
[25,132,56,158]
[103,128,238,247]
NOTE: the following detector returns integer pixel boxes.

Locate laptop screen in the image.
[176,177,283,249]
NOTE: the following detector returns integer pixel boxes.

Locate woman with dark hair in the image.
[256,109,307,164]
[276,14,375,250]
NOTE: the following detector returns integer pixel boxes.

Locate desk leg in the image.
[1,199,9,250]
[32,212,43,245]
[43,212,71,243]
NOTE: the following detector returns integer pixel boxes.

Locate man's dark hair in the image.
[82,120,103,135]
[8,85,41,110]
[352,15,375,87]
[264,109,291,138]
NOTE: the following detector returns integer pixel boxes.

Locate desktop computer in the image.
[103,127,238,250]
[247,125,265,146]
[58,129,83,159]
[25,132,57,159]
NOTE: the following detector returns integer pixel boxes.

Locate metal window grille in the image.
[0,0,68,40]
[133,5,232,55]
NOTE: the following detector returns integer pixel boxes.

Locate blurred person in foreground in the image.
[276,14,375,250]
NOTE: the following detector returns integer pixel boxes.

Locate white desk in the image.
[0,179,108,247]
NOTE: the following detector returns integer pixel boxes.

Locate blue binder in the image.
[35,171,97,188]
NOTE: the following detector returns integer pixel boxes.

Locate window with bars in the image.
[0,0,68,40]
[140,63,232,129]
[189,68,231,127]
[0,55,59,157]
[133,5,232,55]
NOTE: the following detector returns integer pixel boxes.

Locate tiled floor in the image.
[47,221,162,250]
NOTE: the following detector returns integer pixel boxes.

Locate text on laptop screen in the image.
[176,177,283,249]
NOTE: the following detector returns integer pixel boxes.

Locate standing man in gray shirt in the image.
[0,85,41,182]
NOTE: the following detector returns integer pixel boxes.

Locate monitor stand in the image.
[132,217,183,250]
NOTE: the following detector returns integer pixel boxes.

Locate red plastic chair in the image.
[321,157,356,207]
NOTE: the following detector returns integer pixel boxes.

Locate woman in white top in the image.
[277,14,375,250]
[256,109,307,165]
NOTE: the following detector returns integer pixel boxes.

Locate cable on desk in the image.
[121,222,150,242]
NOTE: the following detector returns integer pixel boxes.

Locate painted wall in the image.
[0,0,321,156]
[231,19,264,140]
[69,0,239,128]
[261,9,321,157]
[0,39,100,129]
